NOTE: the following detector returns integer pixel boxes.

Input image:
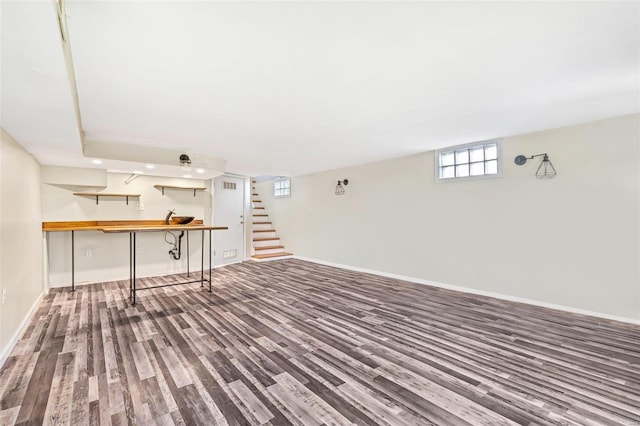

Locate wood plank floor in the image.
[1,259,639,425]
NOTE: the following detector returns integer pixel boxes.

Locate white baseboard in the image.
[0,292,44,368]
[294,256,640,326]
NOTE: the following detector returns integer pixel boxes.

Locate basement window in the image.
[435,139,502,182]
[274,178,291,198]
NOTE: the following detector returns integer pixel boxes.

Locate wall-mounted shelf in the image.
[154,184,207,197]
[73,192,141,205]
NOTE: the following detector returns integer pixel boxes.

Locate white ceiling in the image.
[2,1,639,177]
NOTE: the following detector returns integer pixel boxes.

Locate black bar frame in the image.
[129,229,213,305]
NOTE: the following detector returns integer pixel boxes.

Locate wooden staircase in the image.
[251,182,293,261]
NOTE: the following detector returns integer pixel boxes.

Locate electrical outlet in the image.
[86,250,92,258]
[2,289,6,304]
[136,247,144,254]
[137,201,144,211]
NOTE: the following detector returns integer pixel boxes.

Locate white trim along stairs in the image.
[251,181,293,261]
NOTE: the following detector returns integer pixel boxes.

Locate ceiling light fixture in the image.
[92,159,102,164]
[335,179,349,195]
[145,164,155,169]
[179,154,191,171]
[514,153,557,179]
[183,174,192,178]
[196,168,204,174]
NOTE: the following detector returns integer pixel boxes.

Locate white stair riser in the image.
[252,254,294,262]
[253,231,276,239]
[252,223,273,231]
[254,248,286,255]
[253,238,280,248]
[252,216,269,221]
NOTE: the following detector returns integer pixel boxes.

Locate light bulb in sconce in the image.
[335,179,349,195]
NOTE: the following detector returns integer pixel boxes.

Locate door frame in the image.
[212,173,251,265]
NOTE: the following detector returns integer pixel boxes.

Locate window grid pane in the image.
[470,162,484,176]
[485,160,498,175]
[274,178,291,197]
[469,147,484,162]
[441,152,455,166]
[455,164,469,177]
[485,144,497,160]
[438,142,499,180]
[455,149,469,164]
[441,166,455,179]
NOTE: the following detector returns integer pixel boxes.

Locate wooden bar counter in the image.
[42,220,228,303]
[42,219,227,232]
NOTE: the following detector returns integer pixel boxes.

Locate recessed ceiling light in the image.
[92,159,102,164]
[196,168,204,174]
[145,164,155,169]
[133,170,143,174]
[183,174,192,178]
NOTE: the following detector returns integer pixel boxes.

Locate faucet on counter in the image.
[165,209,176,224]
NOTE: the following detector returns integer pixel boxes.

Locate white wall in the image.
[257,114,640,320]
[0,129,43,360]
[43,172,213,287]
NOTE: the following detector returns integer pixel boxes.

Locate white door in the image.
[213,175,245,266]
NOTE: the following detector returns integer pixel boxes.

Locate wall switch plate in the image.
[86,250,92,258]
[137,202,144,211]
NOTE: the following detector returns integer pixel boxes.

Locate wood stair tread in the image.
[253,207,265,209]
[253,229,275,233]
[253,214,268,217]
[254,245,285,251]
[253,237,279,241]
[252,252,293,259]
[253,221,272,224]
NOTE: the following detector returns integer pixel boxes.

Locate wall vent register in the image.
[436,140,502,182]
[223,181,237,190]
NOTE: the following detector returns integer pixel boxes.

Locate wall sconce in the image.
[335,179,349,195]
[514,153,557,179]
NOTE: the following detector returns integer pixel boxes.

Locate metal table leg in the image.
[186,230,190,277]
[200,230,204,287]
[209,229,212,292]
[71,230,75,292]
[129,232,133,300]
[132,232,137,305]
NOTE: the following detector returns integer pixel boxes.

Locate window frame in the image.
[434,139,503,183]
[273,177,291,198]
